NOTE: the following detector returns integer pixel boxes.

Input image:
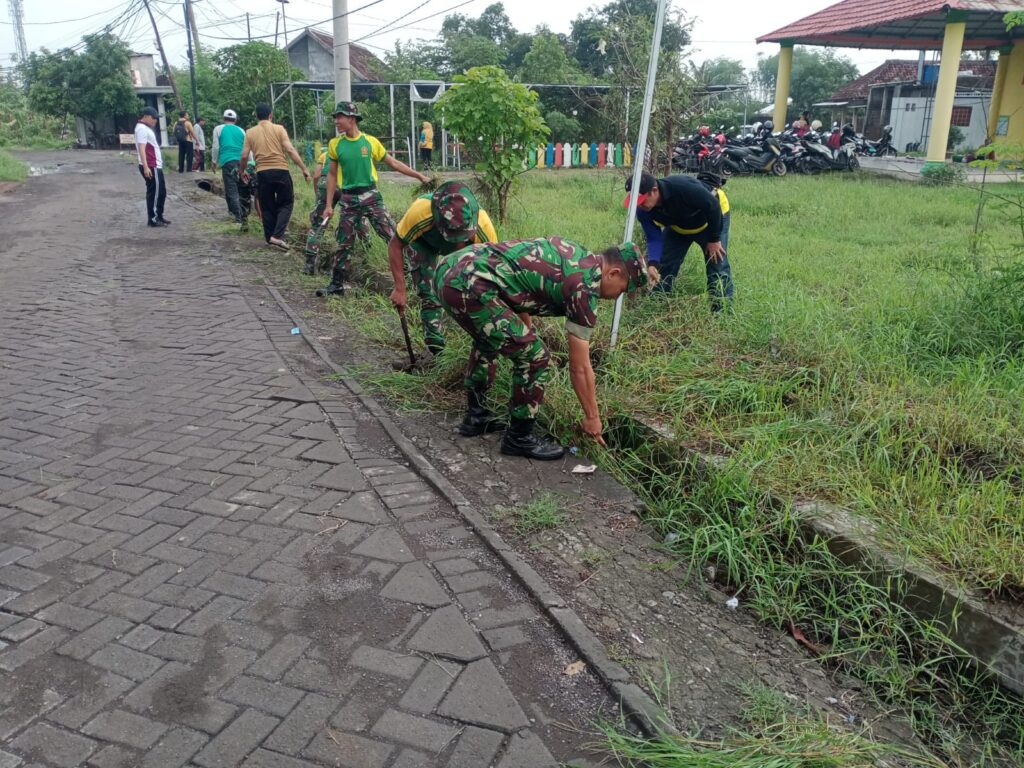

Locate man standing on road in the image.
[240,103,312,250]
[211,109,246,224]
[624,171,734,312]
[388,181,498,362]
[435,237,646,459]
[192,117,207,171]
[317,102,429,297]
[174,110,194,173]
[135,106,170,228]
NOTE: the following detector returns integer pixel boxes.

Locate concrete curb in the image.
[262,284,674,737]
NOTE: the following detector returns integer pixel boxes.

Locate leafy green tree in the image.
[0,77,66,148]
[23,33,140,144]
[450,36,505,74]
[753,47,859,117]
[570,0,691,78]
[545,110,583,142]
[520,30,583,84]
[436,65,549,221]
[209,41,311,135]
[690,57,745,87]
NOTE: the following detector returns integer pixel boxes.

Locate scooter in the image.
[721,127,787,176]
[801,130,859,172]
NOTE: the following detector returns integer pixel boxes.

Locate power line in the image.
[0,2,129,26]
[181,0,388,42]
[352,0,477,43]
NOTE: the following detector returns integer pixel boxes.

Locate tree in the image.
[570,0,691,78]
[753,47,859,117]
[23,33,140,144]
[209,42,311,135]
[449,36,504,75]
[436,65,549,221]
[545,110,583,142]
[520,30,583,84]
[690,57,745,87]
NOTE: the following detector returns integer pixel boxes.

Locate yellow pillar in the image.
[994,42,1024,145]
[925,16,967,166]
[987,45,1013,142]
[772,41,794,130]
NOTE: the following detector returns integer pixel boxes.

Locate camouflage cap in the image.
[619,241,647,292]
[431,181,480,244]
[332,101,362,121]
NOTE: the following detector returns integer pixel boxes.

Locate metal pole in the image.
[410,87,416,171]
[246,13,251,41]
[143,0,182,110]
[183,0,199,119]
[610,0,668,349]
[276,1,297,137]
[625,89,631,141]
[389,84,396,153]
[333,0,352,102]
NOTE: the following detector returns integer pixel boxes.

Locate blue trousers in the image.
[655,212,734,311]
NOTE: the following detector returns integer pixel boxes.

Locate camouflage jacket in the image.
[442,237,602,340]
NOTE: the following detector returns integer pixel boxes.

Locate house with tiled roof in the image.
[287,28,386,84]
[818,57,995,151]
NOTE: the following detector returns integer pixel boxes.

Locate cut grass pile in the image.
[265,167,1024,763]
[0,149,27,182]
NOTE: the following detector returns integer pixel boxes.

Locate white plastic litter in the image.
[726,596,739,609]
[571,464,597,474]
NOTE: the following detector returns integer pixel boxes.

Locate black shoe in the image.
[155,217,171,225]
[500,418,565,460]
[302,255,316,276]
[147,219,167,227]
[315,267,346,297]
[458,389,505,437]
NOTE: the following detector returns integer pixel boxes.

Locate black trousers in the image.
[257,169,294,242]
[138,165,166,222]
[177,140,193,172]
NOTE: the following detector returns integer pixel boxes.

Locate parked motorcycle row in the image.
[673,121,898,178]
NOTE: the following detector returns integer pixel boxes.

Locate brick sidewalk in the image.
[0,160,611,767]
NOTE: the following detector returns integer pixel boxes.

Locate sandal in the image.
[268,238,290,251]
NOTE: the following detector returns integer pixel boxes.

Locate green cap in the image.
[332,101,362,121]
[619,241,647,292]
[431,181,480,243]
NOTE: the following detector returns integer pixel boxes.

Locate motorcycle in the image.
[800,130,859,172]
[720,120,786,176]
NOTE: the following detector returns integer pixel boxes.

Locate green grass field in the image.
[0,149,27,182]
[269,167,1024,763]
[315,169,1024,597]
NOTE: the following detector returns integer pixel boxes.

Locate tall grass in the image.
[0,149,26,182]
[266,168,1024,762]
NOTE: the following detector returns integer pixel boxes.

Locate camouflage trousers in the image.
[437,277,550,421]
[332,189,394,273]
[409,254,445,353]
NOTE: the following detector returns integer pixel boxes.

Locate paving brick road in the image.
[0,155,612,767]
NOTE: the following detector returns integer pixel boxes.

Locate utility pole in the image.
[333,0,351,102]
[143,0,181,109]
[186,0,201,57]
[183,0,199,119]
[7,0,28,66]
[246,13,251,41]
[276,0,297,137]
[274,12,280,47]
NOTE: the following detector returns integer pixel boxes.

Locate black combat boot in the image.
[315,265,345,297]
[302,253,316,275]
[499,418,565,460]
[457,389,505,437]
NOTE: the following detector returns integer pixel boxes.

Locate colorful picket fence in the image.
[524,143,637,169]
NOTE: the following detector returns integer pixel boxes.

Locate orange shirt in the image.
[244,121,290,172]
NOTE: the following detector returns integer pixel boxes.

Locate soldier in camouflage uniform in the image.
[435,237,647,459]
[388,181,499,358]
[237,155,257,232]
[304,150,370,275]
[317,102,429,296]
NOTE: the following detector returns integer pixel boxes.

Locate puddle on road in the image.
[28,163,95,176]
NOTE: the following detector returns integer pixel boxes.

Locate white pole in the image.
[610,0,668,349]
[389,84,395,153]
[333,0,351,102]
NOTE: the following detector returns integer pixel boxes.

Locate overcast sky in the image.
[2,0,914,77]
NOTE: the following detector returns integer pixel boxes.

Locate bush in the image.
[920,162,966,186]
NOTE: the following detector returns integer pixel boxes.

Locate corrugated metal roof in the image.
[757,0,1023,49]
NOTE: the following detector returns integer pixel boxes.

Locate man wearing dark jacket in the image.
[624,172,734,311]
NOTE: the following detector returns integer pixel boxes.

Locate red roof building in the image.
[756,0,1024,161]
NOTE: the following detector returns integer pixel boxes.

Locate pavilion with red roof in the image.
[757,0,1024,167]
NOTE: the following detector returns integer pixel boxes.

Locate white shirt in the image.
[193,123,206,151]
[134,122,163,170]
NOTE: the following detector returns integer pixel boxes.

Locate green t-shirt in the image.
[327,132,387,189]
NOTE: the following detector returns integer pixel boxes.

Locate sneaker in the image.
[147,219,167,227]
[155,217,171,225]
